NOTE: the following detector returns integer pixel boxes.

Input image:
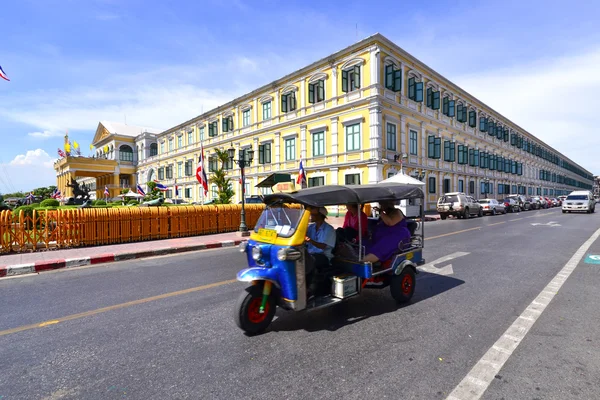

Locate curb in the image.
[0,239,243,279]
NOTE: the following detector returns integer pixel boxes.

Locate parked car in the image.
[544,197,554,208]
[562,191,595,214]
[507,194,530,211]
[478,198,506,215]
[531,196,547,209]
[551,198,561,207]
[437,192,483,219]
[502,198,520,213]
[526,197,540,210]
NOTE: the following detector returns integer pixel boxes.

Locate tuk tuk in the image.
[234,183,425,334]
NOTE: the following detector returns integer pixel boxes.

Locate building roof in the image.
[100,121,161,137]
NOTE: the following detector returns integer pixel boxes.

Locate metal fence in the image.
[0,205,265,254]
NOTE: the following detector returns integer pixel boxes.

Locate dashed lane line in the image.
[446,226,600,400]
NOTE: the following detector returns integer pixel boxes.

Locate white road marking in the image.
[531,221,561,227]
[418,251,469,276]
[447,226,600,400]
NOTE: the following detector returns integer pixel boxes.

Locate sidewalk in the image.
[0,214,439,278]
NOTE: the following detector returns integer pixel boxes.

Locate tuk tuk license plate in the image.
[257,228,277,243]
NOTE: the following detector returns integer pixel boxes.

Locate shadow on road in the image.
[267,272,464,333]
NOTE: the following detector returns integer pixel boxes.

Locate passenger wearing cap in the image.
[305,206,337,284]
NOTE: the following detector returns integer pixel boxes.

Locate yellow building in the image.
[54,121,160,199]
[59,34,594,210]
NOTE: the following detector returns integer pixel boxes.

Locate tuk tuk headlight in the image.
[277,247,302,261]
[239,242,248,253]
[252,246,262,261]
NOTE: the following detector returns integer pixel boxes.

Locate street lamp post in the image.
[228,146,254,233]
[411,168,426,181]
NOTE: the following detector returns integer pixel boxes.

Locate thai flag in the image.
[296,159,307,188]
[104,186,110,196]
[175,184,179,197]
[51,189,62,199]
[196,143,208,196]
[136,185,146,196]
[58,148,66,158]
[153,180,168,191]
[0,65,9,81]
[25,192,34,203]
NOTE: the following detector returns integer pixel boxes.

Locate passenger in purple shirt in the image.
[363,200,411,263]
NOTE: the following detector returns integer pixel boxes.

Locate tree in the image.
[211,149,235,204]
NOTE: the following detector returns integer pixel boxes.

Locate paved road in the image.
[1,208,599,400]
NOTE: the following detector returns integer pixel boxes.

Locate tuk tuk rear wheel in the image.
[234,283,276,335]
[390,268,416,303]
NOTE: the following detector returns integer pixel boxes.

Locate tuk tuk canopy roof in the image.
[263,183,424,207]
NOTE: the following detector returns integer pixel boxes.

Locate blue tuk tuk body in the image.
[234,183,425,334]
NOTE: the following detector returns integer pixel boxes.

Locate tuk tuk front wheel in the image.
[234,283,276,335]
[390,268,416,303]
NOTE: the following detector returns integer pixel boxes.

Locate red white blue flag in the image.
[0,65,9,81]
[136,185,146,196]
[175,184,179,197]
[153,180,168,191]
[104,186,110,197]
[196,143,208,196]
[296,159,307,188]
[51,189,62,199]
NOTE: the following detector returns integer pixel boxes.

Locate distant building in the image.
[55,33,594,210]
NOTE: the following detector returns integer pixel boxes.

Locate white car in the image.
[478,198,506,215]
[562,191,595,214]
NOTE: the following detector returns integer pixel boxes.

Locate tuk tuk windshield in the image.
[254,205,304,238]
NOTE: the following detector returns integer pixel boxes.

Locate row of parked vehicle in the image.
[436,191,596,220]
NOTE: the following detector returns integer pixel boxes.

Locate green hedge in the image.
[40,199,60,207]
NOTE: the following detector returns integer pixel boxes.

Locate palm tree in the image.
[211,149,235,204]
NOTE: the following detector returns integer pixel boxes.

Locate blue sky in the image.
[1,0,599,192]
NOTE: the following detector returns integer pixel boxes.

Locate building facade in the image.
[58,34,594,209]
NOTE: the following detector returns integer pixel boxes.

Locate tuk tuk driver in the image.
[305,206,336,282]
[362,200,411,264]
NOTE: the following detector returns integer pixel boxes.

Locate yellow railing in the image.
[0,204,266,254]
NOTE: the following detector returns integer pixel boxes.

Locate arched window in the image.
[147,169,155,182]
[150,143,158,156]
[119,145,134,162]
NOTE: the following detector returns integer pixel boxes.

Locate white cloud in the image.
[0,149,56,193]
[454,47,600,175]
[28,130,63,139]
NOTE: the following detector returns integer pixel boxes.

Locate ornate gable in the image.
[91,122,112,145]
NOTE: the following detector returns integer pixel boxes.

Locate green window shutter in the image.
[450,142,456,162]
[469,148,474,166]
[353,65,361,89]
[415,82,424,102]
[341,69,349,93]
[408,77,415,100]
[448,100,455,117]
[222,119,227,132]
[428,135,434,159]
[456,103,463,120]
[474,150,479,167]
[426,87,432,108]
[229,117,234,131]
[443,97,449,115]
[488,121,494,136]
[444,141,450,161]
[308,83,315,104]
[281,94,288,113]
[290,93,296,111]
[479,117,487,132]
[317,80,324,101]
[385,65,393,90]
[503,128,509,142]
[393,68,402,92]
[432,91,440,110]
[434,137,441,159]
[469,111,476,127]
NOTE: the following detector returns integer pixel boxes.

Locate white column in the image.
[368,102,382,160]
[274,92,280,120]
[367,162,381,184]
[275,132,281,165]
[331,67,338,106]
[299,82,305,116]
[330,167,338,185]
[400,114,407,155]
[369,46,380,96]
[330,116,339,164]
[300,124,307,161]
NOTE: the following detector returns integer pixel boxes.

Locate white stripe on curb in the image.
[65,257,91,268]
[221,240,236,247]
[6,264,35,276]
[447,226,600,400]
